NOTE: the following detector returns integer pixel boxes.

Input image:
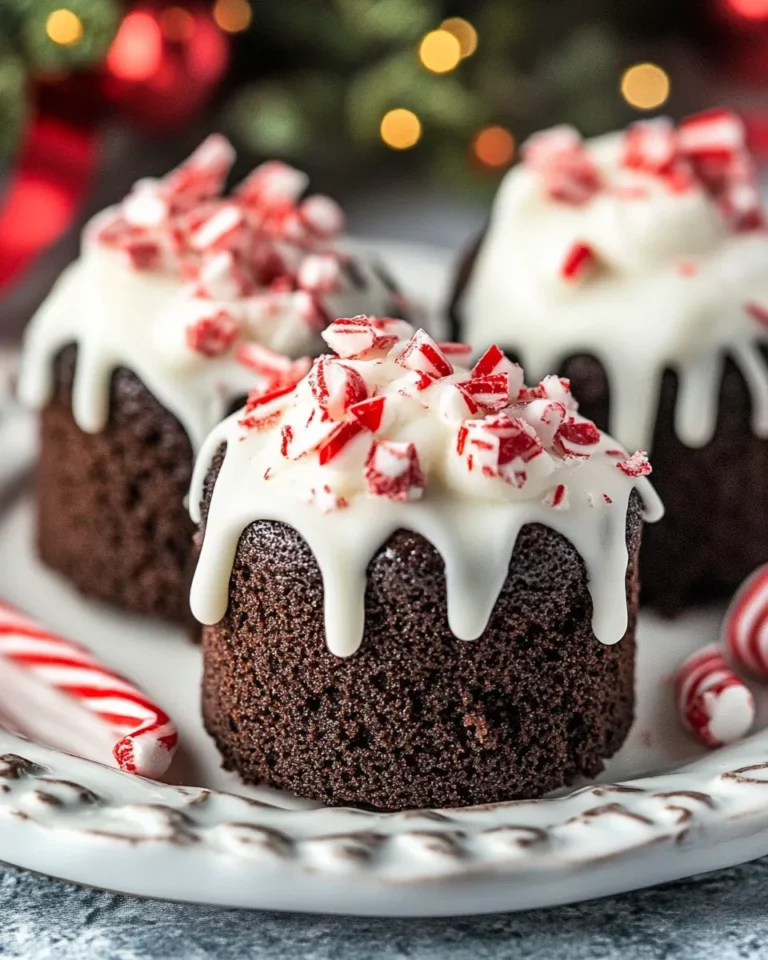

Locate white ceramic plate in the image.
[0,241,768,917]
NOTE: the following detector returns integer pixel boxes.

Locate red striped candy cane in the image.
[723,564,768,679]
[0,601,177,778]
[674,644,755,749]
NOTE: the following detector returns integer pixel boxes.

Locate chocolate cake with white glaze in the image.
[19,136,403,620]
[451,110,768,615]
[190,316,662,810]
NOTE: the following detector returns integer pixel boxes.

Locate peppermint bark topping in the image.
[235,316,653,512]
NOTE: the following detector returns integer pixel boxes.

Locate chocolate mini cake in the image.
[190,316,661,810]
[452,111,768,616]
[20,137,402,619]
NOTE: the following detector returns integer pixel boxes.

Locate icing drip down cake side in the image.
[452,110,768,614]
[190,316,662,810]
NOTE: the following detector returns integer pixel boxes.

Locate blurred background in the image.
[2,0,768,336]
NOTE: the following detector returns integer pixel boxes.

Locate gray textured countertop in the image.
[3,858,768,959]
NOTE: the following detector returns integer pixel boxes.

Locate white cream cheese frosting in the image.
[18,136,400,450]
[189,316,663,657]
[456,111,768,452]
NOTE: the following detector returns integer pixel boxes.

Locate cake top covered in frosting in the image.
[19,136,400,450]
[205,316,653,513]
[189,317,662,657]
[457,110,768,453]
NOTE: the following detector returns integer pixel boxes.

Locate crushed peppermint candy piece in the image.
[544,483,569,510]
[622,119,677,175]
[236,160,309,212]
[560,242,596,282]
[236,342,311,383]
[457,415,544,488]
[349,395,396,433]
[438,342,473,359]
[520,399,566,446]
[521,126,601,205]
[616,450,652,478]
[299,194,345,238]
[163,134,236,211]
[555,418,602,457]
[186,310,238,358]
[364,441,425,501]
[308,356,368,419]
[437,382,480,422]
[394,329,453,378]
[297,254,342,294]
[321,315,403,359]
[318,421,370,466]
[471,345,524,398]
[189,203,246,253]
[304,484,349,513]
[459,373,509,412]
[195,250,253,300]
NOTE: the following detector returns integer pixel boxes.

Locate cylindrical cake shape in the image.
[39,346,196,621]
[21,137,403,620]
[201,497,643,810]
[451,112,768,616]
[191,316,661,810]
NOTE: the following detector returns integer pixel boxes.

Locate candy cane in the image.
[674,644,755,749]
[723,564,768,679]
[0,601,177,778]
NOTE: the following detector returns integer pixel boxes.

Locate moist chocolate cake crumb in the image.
[449,241,768,617]
[200,441,643,811]
[38,345,196,621]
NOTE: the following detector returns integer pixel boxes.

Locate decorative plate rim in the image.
[3,726,768,914]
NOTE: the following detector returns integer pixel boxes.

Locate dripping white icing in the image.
[188,323,662,657]
[456,125,768,453]
[18,146,398,452]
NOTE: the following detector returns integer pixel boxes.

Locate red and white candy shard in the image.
[472,345,524,399]
[299,194,345,239]
[560,242,596,283]
[0,601,177,777]
[723,564,768,679]
[297,254,341,294]
[186,310,239,358]
[457,414,545,488]
[365,441,425,501]
[674,644,755,749]
[622,119,677,175]
[554,416,602,457]
[308,356,368,419]
[236,160,309,212]
[543,483,569,510]
[321,315,401,359]
[616,450,652,478]
[393,329,453,378]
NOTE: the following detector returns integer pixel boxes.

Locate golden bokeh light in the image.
[46,9,84,46]
[418,29,461,74]
[380,108,422,150]
[473,126,515,167]
[620,62,670,111]
[213,0,252,34]
[440,17,478,58]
